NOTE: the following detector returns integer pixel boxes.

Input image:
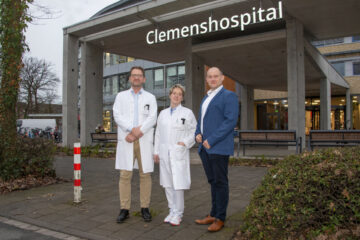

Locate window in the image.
[154,68,164,89]
[332,62,345,76]
[104,53,111,67]
[165,65,186,88]
[112,76,119,95]
[103,77,112,96]
[103,54,136,66]
[118,56,127,64]
[166,66,177,88]
[312,38,344,47]
[354,62,360,75]
[353,36,360,42]
[119,73,129,91]
[178,65,185,86]
[144,69,154,91]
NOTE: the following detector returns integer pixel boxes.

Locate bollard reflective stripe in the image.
[74,163,81,170]
[74,147,81,155]
[74,179,81,186]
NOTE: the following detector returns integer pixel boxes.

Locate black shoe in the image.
[141,208,152,222]
[116,209,129,223]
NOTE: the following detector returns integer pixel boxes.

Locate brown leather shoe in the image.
[208,219,224,232]
[195,215,215,225]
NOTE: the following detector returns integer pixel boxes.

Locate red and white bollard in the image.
[74,143,82,203]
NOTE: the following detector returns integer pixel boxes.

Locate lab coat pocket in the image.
[171,144,187,162]
[174,120,186,131]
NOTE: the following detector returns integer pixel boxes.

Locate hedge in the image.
[238,147,360,240]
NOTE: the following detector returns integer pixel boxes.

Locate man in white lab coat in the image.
[113,66,157,223]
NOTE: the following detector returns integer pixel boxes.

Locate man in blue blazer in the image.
[194,67,239,232]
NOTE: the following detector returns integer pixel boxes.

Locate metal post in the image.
[74,143,82,203]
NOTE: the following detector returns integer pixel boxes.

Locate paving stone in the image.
[167,227,206,240]
[111,227,144,240]
[0,155,267,240]
[136,226,178,239]
[89,213,114,223]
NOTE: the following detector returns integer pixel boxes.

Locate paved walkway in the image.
[0,153,267,240]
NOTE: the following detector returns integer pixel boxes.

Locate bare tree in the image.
[20,57,60,116]
[42,89,59,113]
[28,2,62,22]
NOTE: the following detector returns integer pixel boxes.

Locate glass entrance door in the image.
[266,112,281,130]
[331,108,345,129]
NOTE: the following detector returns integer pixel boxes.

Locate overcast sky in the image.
[25,0,119,103]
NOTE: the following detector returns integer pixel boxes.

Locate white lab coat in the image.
[154,105,196,190]
[113,88,157,173]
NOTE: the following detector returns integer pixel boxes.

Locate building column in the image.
[320,78,331,130]
[286,19,305,148]
[62,34,79,147]
[80,42,103,146]
[346,88,352,129]
[184,40,205,116]
[240,85,254,130]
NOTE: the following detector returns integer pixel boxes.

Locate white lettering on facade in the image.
[146,31,154,44]
[220,17,230,30]
[158,31,166,42]
[146,1,283,45]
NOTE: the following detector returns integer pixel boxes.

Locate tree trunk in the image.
[0,0,32,169]
[24,89,32,118]
[34,91,39,113]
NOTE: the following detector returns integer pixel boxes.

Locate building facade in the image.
[62,0,360,147]
[253,36,360,134]
[101,56,239,132]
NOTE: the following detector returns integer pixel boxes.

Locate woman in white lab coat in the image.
[154,84,196,226]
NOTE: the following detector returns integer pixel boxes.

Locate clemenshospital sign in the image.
[146,1,283,45]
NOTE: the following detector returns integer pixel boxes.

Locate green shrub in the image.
[56,144,115,158]
[0,137,56,181]
[239,147,360,240]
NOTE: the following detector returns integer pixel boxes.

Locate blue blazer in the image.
[195,87,239,155]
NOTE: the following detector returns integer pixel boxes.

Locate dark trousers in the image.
[199,148,229,222]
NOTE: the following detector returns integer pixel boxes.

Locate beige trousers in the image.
[119,140,152,210]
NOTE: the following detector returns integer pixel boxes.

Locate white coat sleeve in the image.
[140,95,158,134]
[182,110,197,149]
[153,112,161,155]
[113,94,132,132]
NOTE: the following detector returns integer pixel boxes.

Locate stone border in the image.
[0,215,85,240]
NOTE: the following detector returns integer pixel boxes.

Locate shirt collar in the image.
[170,104,181,113]
[130,88,143,95]
[207,85,223,96]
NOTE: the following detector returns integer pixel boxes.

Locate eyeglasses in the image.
[130,74,144,78]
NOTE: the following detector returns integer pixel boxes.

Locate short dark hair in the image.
[207,67,223,76]
[130,66,145,76]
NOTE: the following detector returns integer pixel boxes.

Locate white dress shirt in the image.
[201,85,223,133]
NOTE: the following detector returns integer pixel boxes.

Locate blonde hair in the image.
[169,84,185,96]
